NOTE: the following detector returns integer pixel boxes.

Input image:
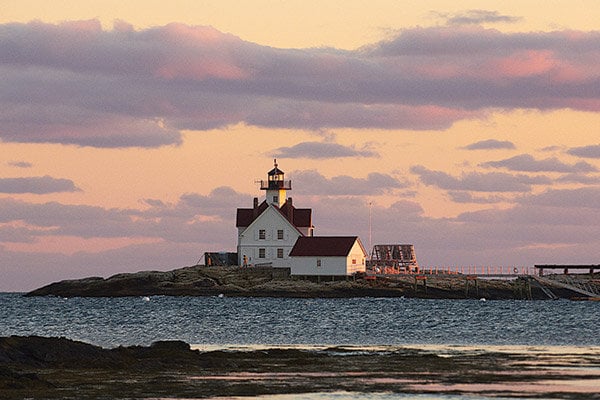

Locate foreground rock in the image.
[26,265,586,299]
[1,336,599,399]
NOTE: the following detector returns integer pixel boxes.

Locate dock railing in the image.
[371,265,535,277]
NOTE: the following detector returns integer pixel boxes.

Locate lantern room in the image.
[260,159,291,207]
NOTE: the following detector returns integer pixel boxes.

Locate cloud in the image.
[0,225,38,243]
[410,165,551,192]
[7,161,33,168]
[303,196,424,237]
[463,139,515,150]
[0,187,249,243]
[567,144,600,159]
[272,141,378,159]
[519,186,600,209]
[246,101,477,131]
[458,187,600,229]
[434,10,523,25]
[0,198,138,237]
[1,21,600,147]
[540,145,564,152]
[481,154,597,173]
[292,170,407,195]
[306,191,600,269]
[556,173,600,184]
[179,186,251,215]
[0,176,80,194]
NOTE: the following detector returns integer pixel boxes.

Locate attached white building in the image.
[236,160,313,267]
[288,236,367,276]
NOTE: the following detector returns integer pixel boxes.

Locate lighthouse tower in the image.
[236,160,313,268]
[261,159,291,207]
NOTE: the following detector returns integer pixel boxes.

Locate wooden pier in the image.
[365,264,600,300]
[535,264,600,276]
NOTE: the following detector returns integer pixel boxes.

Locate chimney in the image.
[286,197,293,223]
[253,197,259,218]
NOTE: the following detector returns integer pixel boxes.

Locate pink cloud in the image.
[493,50,557,77]
[160,23,231,44]
[560,98,600,112]
[152,23,249,80]
[485,50,589,83]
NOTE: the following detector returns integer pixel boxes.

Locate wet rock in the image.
[150,340,190,352]
[193,277,218,287]
[0,366,53,391]
[2,336,599,399]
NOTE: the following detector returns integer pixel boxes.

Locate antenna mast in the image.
[368,201,373,259]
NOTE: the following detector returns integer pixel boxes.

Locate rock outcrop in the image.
[24,264,584,299]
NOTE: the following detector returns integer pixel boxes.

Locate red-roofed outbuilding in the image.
[289,236,367,276]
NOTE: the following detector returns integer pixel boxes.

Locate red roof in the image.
[236,199,312,228]
[289,236,364,257]
[279,202,312,228]
[236,201,268,227]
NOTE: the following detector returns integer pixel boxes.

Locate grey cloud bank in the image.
[568,144,600,159]
[463,139,516,150]
[410,165,551,193]
[273,141,378,159]
[1,21,600,147]
[481,154,597,173]
[0,176,80,194]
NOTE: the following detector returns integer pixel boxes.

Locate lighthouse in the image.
[233,160,365,276]
[236,160,313,268]
[260,159,291,207]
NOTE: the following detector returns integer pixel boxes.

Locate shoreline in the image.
[189,342,600,353]
[25,265,599,300]
[2,335,599,399]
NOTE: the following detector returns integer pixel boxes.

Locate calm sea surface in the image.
[1,293,599,348]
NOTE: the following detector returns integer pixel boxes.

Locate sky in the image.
[1,1,599,291]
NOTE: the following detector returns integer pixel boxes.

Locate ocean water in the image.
[3,293,600,399]
[1,293,599,348]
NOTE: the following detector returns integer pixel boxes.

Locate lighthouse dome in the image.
[268,159,284,177]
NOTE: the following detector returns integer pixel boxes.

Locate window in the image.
[277,248,284,258]
[273,196,278,203]
[259,248,266,258]
[352,259,357,265]
[316,259,321,268]
[277,229,284,240]
[259,229,266,240]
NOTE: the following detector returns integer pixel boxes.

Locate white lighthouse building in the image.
[236,160,314,267]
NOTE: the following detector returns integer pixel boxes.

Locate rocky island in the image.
[25,265,593,300]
